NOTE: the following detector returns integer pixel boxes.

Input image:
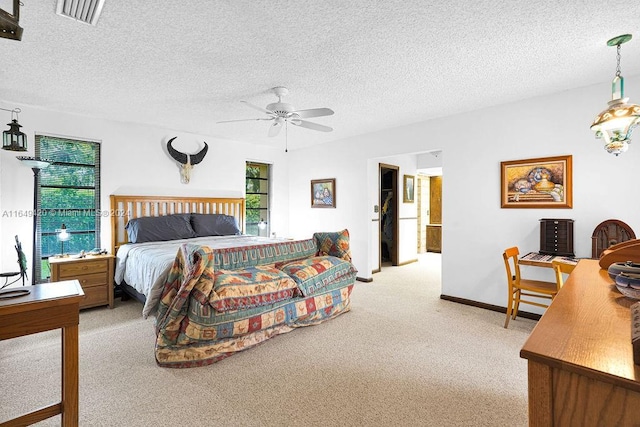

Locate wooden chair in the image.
[502,247,558,328]
[551,259,576,289]
[591,219,636,259]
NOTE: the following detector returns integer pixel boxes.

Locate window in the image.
[35,135,101,282]
[245,162,270,236]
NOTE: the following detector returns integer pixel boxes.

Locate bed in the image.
[110,195,357,367]
[111,195,254,316]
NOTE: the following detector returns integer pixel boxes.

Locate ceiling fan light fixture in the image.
[590,34,640,155]
[217,86,334,147]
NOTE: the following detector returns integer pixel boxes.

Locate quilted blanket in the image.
[155,243,354,368]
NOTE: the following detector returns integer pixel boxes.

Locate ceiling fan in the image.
[218,87,334,137]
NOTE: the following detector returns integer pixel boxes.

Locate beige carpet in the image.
[0,253,536,426]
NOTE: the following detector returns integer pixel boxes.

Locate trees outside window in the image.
[35,135,100,282]
[245,162,270,236]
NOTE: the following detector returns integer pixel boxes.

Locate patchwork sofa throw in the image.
[154,233,357,368]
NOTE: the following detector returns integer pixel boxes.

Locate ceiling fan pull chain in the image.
[285,120,288,153]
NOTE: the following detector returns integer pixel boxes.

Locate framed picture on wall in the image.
[500,155,573,208]
[403,175,415,203]
[311,178,336,208]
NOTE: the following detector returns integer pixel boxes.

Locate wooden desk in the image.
[520,259,640,426]
[0,280,84,427]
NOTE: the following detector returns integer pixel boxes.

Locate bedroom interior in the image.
[2,1,640,425]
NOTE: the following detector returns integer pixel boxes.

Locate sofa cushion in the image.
[313,229,352,261]
[212,265,298,312]
[279,255,357,296]
[125,214,196,243]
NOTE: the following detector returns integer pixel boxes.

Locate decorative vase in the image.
[534,178,555,192]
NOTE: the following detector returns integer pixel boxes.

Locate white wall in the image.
[417,151,442,169]
[288,75,640,313]
[0,106,289,273]
[4,75,640,314]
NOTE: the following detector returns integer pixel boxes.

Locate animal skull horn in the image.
[167,137,209,184]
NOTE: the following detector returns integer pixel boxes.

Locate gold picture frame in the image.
[311,178,336,208]
[403,175,415,203]
[500,155,572,208]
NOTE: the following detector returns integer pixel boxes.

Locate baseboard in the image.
[370,259,417,274]
[439,294,542,321]
[356,276,373,283]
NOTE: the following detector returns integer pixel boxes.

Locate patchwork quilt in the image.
[155,241,356,368]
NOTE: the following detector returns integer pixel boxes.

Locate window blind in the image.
[35,135,101,282]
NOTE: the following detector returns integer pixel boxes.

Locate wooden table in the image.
[0,280,84,427]
[520,259,640,426]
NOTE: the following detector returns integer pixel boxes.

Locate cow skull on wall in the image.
[166,137,209,184]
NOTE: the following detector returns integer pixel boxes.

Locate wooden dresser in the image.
[520,259,640,426]
[49,254,115,309]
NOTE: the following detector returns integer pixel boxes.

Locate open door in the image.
[379,164,399,266]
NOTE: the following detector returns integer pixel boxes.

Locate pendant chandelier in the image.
[590,34,640,156]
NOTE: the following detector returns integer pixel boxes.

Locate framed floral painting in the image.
[311,178,336,208]
[500,155,572,208]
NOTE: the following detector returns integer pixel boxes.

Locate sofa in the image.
[154,229,357,368]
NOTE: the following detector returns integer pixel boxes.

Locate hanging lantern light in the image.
[1,107,27,151]
[590,34,640,155]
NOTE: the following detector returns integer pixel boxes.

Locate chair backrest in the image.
[552,260,575,289]
[502,246,521,288]
[14,235,28,284]
[591,219,636,259]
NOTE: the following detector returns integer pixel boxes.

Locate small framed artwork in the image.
[500,155,573,208]
[403,175,415,203]
[311,178,336,208]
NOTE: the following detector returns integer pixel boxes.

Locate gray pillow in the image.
[190,213,241,237]
[125,214,196,243]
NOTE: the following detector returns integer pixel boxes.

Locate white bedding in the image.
[115,235,288,317]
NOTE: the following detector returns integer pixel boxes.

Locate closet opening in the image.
[379,164,399,267]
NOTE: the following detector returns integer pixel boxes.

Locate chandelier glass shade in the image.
[590,34,640,155]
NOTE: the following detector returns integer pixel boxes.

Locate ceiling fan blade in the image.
[292,119,333,132]
[292,108,334,119]
[268,122,282,137]
[217,118,274,124]
[241,100,275,116]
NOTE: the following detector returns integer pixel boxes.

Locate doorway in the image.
[379,164,399,266]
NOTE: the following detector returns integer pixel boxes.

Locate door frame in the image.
[379,163,399,267]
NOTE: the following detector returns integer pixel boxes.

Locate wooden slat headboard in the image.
[110,195,246,254]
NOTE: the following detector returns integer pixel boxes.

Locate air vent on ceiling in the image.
[56,0,105,26]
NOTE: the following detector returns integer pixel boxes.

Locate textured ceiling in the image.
[2,1,640,151]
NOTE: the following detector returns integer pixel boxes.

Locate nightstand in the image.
[49,254,115,309]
